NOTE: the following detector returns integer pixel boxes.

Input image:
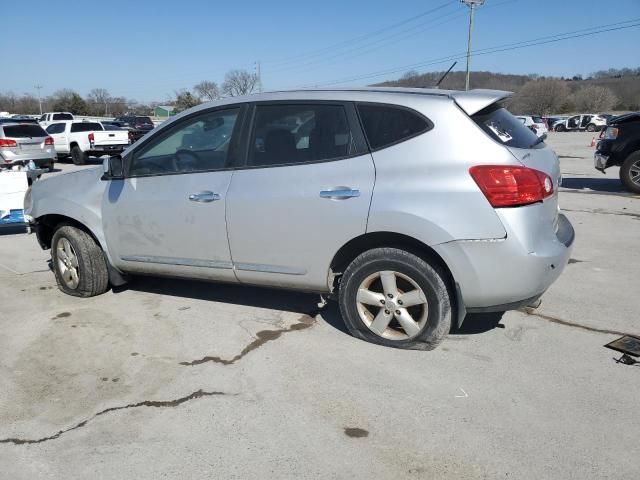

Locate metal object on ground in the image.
[604,335,640,365]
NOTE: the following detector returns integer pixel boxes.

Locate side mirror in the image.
[101,155,124,181]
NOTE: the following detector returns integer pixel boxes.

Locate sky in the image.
[3,0,639,103]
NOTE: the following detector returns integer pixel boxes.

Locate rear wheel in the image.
[555,124,565,132]
[51,225,109,297]
[619,152,640,194]
[71,146,88,165]
[338,248,451,350]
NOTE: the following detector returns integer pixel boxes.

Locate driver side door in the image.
[102,106,245,282]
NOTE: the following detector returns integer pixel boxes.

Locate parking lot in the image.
[0,131,638,479]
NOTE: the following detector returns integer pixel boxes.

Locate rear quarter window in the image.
[2,124,47,138]
[357,104,431,151]
[472,104,540,149]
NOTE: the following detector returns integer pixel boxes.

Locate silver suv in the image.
[25,88,574,350]
[1,122,56,171]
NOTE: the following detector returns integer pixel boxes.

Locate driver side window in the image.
[129,108,240,176]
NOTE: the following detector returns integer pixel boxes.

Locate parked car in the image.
[112,115,154,142]
[516,115,548,137]
[38,112,74,128]
[554,114,607,132]
[0,117,39,125]
[45,120,129,165]
[545,116,567,130]
[25,88,574,350]
[0,122,56,171]
[594,112,640,193]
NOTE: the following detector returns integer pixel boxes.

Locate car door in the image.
[102,105,246,282]
[226,101,374,291]
[46,123,69,154]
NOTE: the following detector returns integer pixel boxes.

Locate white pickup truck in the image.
[46,121,130,165]
[38,112,75,128]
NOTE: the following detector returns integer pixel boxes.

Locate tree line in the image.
[0,68,259,116]
[380,66,640,115]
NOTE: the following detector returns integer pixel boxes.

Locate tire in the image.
[586,123,596,132]
[51,225,109,297]
[619,151,640,194]
[71,145,88,165]
[555,124,565,132]
[338,248,452,350]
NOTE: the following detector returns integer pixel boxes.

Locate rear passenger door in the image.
[226,101,374,291]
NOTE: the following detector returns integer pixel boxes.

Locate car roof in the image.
[180,87,512,117]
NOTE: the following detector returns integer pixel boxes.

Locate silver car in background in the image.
[25,88,574,350]
[0,122,56,171]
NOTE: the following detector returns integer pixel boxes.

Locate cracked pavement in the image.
[0,132,638,479]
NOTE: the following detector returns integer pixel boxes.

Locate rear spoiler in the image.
[449,89,513,116]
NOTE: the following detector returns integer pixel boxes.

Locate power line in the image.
[263,1,458,68]
[294,19,640,88]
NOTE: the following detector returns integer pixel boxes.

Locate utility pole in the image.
[34,85,43,114]
[461,0,485,91]
[255,61,263,93]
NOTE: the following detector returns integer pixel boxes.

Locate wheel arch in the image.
[330,231,455,290]
[36,214,102,250]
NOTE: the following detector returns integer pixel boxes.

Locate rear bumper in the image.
[434,210,574,311]
[87,144,128,155]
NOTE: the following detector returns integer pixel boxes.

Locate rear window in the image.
[472,103,540,149]
[70,122,103,133]
[52,113,73,121]
[532,116,544,124]
[2,124,47,138]
[135,117,153,125]
[357,104,431,150]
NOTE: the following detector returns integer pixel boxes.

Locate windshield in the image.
[135,117,153,125]
[472,103,541,149]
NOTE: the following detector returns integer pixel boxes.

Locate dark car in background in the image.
[594,112,640,193]
[112,116,154,142]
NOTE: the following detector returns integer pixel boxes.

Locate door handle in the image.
[320,188,360,200]
[188,191,220,203]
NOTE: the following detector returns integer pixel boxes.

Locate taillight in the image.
[0,138,18,148]
[469,165,554,208]
[128,131,134,142]
[88,132,95,144]
[44,137,54,146]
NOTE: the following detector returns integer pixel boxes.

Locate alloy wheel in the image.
[56,237,80,289]
[630,160,640,186]
[355,270,429,340]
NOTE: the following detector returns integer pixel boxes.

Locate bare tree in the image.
[570,86,618,112]
[87,88,112,115]
[194,80,220,101]
[222,69,258,97]
[512,79,571,115]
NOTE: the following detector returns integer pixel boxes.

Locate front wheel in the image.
[555,124,565,132]
[586,123,596,132]
[619,152,640,194]
[338,248,452,350]
[51,225,109,297]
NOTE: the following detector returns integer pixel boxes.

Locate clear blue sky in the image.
[3,0,639,103]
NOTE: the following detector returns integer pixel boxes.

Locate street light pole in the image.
[462,0,485,91]
[34,85,43,115]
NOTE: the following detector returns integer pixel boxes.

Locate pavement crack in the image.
[0,389,228,446]
[563,207,640,219]
[180,312,318,367]
[519,308,633,337]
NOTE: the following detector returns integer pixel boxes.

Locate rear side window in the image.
[52,113,73,121]
[2,124,47,138]
[357,104,431,150]
[250,104,354,167]
[70,122,103,133]
[472,103,540,149]
[46,123,66,134]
